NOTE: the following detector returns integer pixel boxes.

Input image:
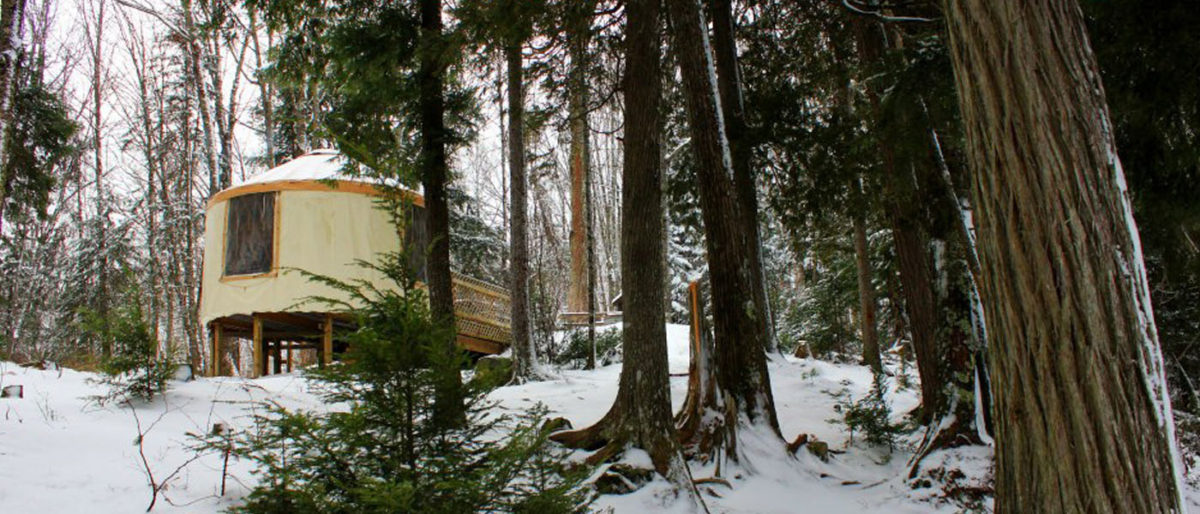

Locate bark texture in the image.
[506,42,536,380]
[551,0,685,481]
[419,0,464,426]
[0,0,22,226]
[565,1,592,316]
[709,0,774,353]
[665,0,781,461]
[943,1,1184,511]
[853,212,881,373]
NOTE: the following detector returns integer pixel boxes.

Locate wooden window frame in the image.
[220,191,282,282]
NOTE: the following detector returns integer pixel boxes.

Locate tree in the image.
[942,0,1185,511]
[709,0,775,354]
[848,13,990,464]
[505,17,536,381]
[418,0,466,424]
[251,0,468,419]
[665,0,781,463]
[563,0,597,370]
[223,254,586,513]
[1084,0,1200,436]
[0,0,25,193]
[852,205,880,372]
[551,0,694,488]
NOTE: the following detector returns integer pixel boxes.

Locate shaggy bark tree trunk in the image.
[710,0,774,354]
[418,0,464,427]
[943,1,1185,511]
[564,0,598,370]
[854,19,953,429]
[666,0,781,463]
[853,212,881,373]
[551,0,693,487]
[565,1,591,318]
[506,42,536,381]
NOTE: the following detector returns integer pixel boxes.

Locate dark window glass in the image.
[224,192,276,276]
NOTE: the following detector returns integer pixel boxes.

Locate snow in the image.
[1100,106,1188,506]
[236,149,349,186]
[2,325,1196,512]
[230,149,422,196]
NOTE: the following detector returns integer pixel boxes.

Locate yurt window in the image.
[224,192,277,276]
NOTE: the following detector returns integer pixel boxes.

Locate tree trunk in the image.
[418,0,464,427]
[709,0,774,354]
[0,0,23,228]
[943,1,1184,511]
[665,0,781,463]
[565,0,592,318]
[853,212,881,372]
[853,18,945,427]
[87,0,109,358]
[551,0,692,486]
[505,42,536,381]
[180,0,218,197]
[249,12,275,167]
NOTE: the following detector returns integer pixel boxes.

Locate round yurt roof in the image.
[207,149,423,207]
[241,148,349,185]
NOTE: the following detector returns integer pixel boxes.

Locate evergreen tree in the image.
[665,0,782,464]
[552,0,698,495]
[943,0,1184,510]
[218,253,588,513]
[1084,0,1200,433]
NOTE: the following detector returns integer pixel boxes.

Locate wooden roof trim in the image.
[207,179,426,209]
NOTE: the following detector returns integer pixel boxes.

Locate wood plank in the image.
[455,311,512,330]
[252,315,264,378]
[255,311,323,331]
[210,324,223,377]
[456,334,506,355]
[322,314,333,367]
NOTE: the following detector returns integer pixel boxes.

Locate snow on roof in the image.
[231,149,423,196]
[237,149,355,186]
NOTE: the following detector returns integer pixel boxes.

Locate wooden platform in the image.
[207,272,513,377]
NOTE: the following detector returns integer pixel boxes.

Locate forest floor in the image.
[0,324,1196,513]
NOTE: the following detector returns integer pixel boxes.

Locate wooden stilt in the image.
[285,342,293,373]
[210,324,223,377]
[322,314,333,367]
[272,341,283,375]
[252,315,264,378]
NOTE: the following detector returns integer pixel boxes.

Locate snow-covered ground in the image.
[0,324,1192,513]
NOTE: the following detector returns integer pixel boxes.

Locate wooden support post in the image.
[272,341,283,375]
[285,342,293,373]
[210,324,223,377]
[322,314,334,368]
[252,315,264,378]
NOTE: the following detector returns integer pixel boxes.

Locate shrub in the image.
[553,328,622,369]
[84,302,176,405]
[209,253,591,513]
[832,372,905,451]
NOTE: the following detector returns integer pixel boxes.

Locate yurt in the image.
[199,149,511,377]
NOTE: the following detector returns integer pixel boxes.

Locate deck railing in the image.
[451,273,512,346]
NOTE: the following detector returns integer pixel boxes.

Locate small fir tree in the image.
[213,252,589,513]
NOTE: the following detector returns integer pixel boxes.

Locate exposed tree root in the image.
[908,410,985,479]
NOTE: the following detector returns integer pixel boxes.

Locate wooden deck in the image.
[206,272,513,377]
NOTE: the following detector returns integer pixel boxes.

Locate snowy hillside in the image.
[0,324,1186,513]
